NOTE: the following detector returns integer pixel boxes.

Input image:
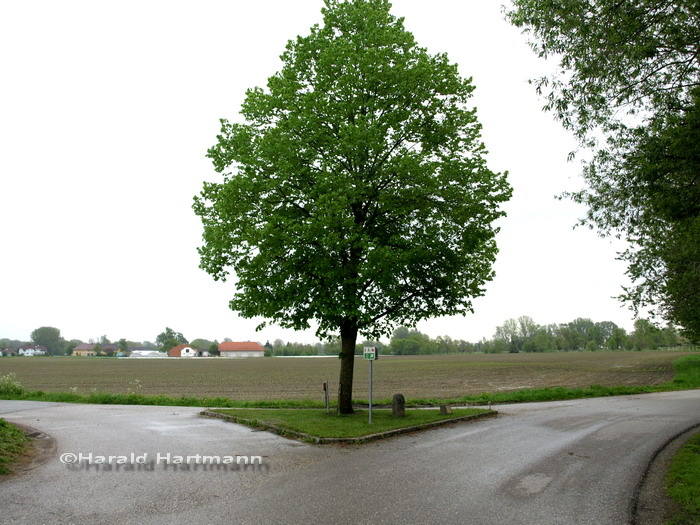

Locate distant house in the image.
[1,348,19,357]
[219,342,265,358]
[18,345,47,356]
[99,344,118,356]
[72,343,97,357]
[167,344,208,358]
[71,343,119,356]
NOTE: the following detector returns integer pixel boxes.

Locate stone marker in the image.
[439,405,452,415]
[392,393,406,417]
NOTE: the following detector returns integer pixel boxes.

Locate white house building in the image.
[18,345,47,356]
[167,344,209,357]
[218,342,265,358]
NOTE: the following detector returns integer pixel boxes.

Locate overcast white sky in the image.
[0,1,634,346]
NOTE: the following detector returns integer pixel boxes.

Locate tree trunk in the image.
[337,320,358,414]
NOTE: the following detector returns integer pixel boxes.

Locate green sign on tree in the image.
[194,0,511,414]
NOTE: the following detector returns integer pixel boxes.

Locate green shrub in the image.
[0,373,26,397]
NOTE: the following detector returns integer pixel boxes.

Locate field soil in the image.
[0,351,689,401]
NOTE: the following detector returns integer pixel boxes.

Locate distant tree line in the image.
[384,316,688,355]
[257,316,690,357]
[2,317,692,358]
[264,338,337,357]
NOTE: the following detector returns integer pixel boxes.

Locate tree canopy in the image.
[30,326,65,355]
[195,0,510,412]
[507,0,699,143]
[507,0,700,341]
[155,327,187,352]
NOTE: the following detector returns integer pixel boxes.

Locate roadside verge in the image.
[0,422,55,480]
[632,422,700,524]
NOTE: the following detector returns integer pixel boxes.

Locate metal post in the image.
[369,359,373,424]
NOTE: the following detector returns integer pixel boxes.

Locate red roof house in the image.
[19,345,47,356]
[167,344,206,357]
[218,342,265,358]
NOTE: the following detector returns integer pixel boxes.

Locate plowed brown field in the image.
[0,351,691,401]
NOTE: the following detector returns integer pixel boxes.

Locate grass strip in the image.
[1,354,698,408]
[0,418,30,475]
[665,431,700,525]
[206,407,493,442]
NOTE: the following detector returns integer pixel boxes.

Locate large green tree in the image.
[190,338,215,350]
[155,327,187,352]
[30,326,65,355]
[507,0,700,340]
[616,95,700,339]
[195,0,511,413]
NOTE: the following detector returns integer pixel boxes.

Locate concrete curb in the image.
[200,409,498,444]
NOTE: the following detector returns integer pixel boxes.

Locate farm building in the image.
[72,343,120,356]
[72,344,97,357]
[19,345,47,356]
[167,344,209,357]
[219,342,265,358]
[129,350,168,358]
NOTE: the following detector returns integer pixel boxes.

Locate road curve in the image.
[1,390,698,525]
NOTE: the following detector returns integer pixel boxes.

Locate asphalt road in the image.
[1,391,699,525]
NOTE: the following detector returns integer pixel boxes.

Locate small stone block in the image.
[392,393,406,417]
[439,405,452,415]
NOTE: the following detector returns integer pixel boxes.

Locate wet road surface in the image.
[1,390,699,524]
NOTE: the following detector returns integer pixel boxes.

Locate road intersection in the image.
[1,391,699,524]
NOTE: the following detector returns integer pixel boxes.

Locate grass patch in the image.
[0,388,326,409]
[665,431,700,524]
[668,354,700,389]
[0,418,29,475]
[209,407,491,439]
